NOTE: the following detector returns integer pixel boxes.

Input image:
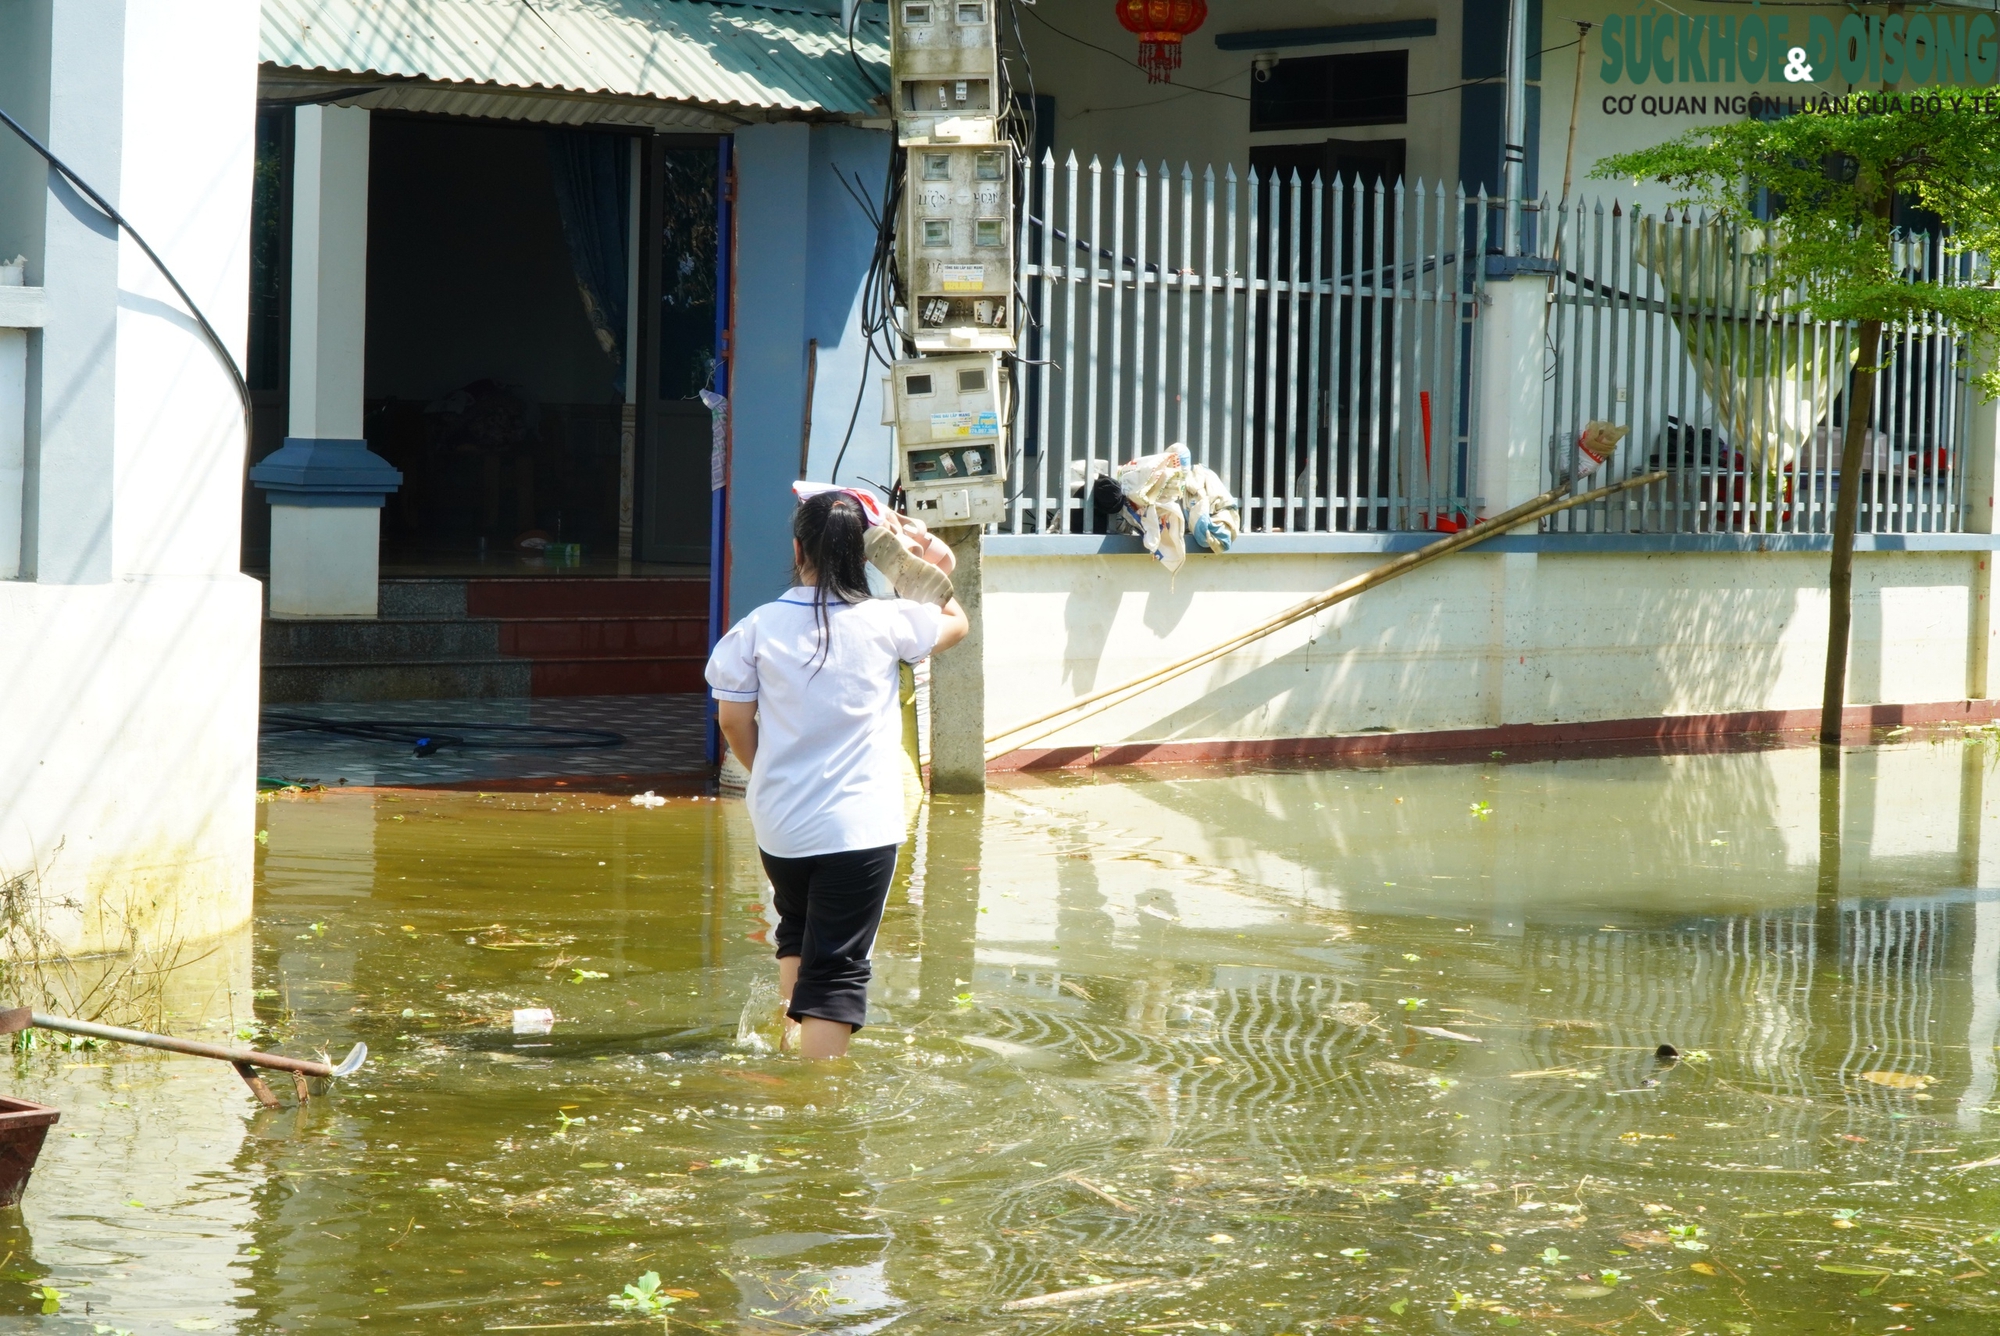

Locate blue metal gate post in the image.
[706,136,735,768]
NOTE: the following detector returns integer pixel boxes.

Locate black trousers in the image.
[760,843,899,1031]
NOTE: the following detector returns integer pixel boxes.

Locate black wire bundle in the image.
[827,0,1039,491]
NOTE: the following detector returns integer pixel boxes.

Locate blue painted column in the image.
[726,122,813,624]
[723,123,895,626]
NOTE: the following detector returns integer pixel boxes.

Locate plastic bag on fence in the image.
[1184,464,1240,554]
[1551,421,1630,486]
[1117,446,1194,573]
[1108,446,1242,571]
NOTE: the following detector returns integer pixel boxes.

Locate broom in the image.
[984,466,1665,761]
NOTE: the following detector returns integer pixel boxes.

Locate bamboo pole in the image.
[15,1010,365,1078]
[984,470,1667,759]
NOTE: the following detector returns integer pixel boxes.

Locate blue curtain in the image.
[547,131,631,397]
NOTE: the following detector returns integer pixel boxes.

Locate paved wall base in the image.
[992,698,2000,771]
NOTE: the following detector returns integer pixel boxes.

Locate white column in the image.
[0,258,34,579]
[5,2,124,584]
[289,104,369,442]
[0,0,263,957]
[258,102,396,619]
[1474,273,1549,513]
[1475,269,1551,725]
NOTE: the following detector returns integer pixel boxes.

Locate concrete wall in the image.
[0,0,261,954]
[982,545,1993,755]
[726,121,892,621]
[1014,0,1985,214]
[1014,0,1464,191]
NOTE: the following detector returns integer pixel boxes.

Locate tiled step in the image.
[378,579,469,619]
[466,577,708,619]
[263,660,533,704]
[527,658,708,695]
[496,616,709,659]
[262,575,711,702]
[264,617,503,664]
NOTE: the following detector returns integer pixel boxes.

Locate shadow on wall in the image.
[1061,551,1973,746]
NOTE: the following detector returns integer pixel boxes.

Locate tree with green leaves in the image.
[1594,99,2000,744]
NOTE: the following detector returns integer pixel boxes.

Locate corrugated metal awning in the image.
[260,0,888,127]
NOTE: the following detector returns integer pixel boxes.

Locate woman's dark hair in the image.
[793,491,872,670]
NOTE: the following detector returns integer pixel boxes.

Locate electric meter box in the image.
[899,144,1015,352]
[885,353,1008,527]
[892,0,1000,145]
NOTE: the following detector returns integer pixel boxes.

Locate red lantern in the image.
[1115,0,1208,83]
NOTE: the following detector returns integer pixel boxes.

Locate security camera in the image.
[1252,54,1279,82]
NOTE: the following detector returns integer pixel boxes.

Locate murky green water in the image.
[11,739,2000,1333]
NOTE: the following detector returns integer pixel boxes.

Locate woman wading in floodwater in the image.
[706,490,967,1059]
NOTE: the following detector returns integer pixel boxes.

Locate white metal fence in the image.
[1543,201,1978,534]
[1010,156,1489,535]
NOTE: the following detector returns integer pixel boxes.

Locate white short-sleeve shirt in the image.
[706,588,942,858]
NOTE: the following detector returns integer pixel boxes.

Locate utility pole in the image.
[887,1,1017,793]
[1501,0,1529,256]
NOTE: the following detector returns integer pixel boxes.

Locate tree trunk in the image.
[1820,317,1884,745]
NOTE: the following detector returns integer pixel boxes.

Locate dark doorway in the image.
[363,117,634,573]
[1246,140,1407,530]
[241,105,292,572]
[639,138,723,566]
[1251,139,1405,197]
[1249,50,1409,132]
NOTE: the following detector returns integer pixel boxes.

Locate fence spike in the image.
[1064,148,1078,168]
[1042,147,1056,166]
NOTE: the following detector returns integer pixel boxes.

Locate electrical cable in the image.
[827,341,882,483]
[1017,4,1250,100]
[261,713,626,758]
[1029,15,1581,114]
[0,102,253,431]
[847,13,888,98]
[827,129,908,482]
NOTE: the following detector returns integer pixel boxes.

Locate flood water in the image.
[11,738,2000,1333]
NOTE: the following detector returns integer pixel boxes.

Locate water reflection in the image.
[4,739,2000,1331]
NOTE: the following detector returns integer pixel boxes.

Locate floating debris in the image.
[511,1008,555,1036]
[999,1277,1166,1311]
